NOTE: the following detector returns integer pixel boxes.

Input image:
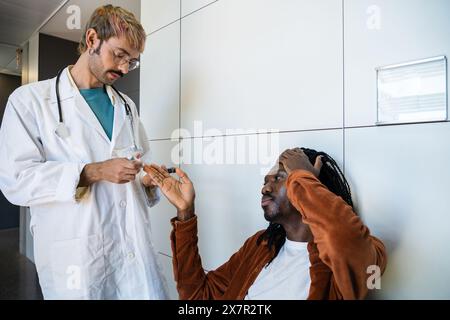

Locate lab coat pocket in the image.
[50,234,105,299]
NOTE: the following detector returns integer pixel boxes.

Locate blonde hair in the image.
[78,4,146,54]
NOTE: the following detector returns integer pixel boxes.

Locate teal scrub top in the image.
[79,87,115,140]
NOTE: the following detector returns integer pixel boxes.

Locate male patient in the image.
[144,147,387,300]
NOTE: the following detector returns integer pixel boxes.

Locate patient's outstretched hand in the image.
[144,164,195,220]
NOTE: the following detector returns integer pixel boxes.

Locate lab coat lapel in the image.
[52,67,111,145]
[106,85,127,151]
[48,72,90,162]
[49,67,74,104]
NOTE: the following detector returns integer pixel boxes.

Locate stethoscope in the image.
[54,68,139,153]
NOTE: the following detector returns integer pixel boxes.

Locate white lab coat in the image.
[0,67,169,300]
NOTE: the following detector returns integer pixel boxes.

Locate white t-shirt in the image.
[245,238,311,300]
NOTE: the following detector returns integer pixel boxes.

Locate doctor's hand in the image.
[143,164,196,221]
[101,158,142,183]
[79,158,142,187]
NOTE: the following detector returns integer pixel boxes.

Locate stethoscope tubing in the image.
[54,67,136,147]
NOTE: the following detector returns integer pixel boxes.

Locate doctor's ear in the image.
[85,28,101,53]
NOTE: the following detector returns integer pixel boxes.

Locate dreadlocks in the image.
[257,147,354,265]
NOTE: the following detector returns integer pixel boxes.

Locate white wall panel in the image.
[345,123,450,299]
[181,0,217,17]
[180,129,343,270]
[139,0,450,300]
[140,22,180,140]
[141,0,180,34]
[146,139,180,256]
[344,0,450,126]
[181,0,343,137]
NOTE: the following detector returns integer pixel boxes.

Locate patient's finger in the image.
[143,166,163,183]
[176,168,191,184]
[143,164,156,175]
[150,164,170,178]
[143,174,157,187]
[145,164,165,180]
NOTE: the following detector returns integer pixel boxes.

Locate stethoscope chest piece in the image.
[55,122,70,139]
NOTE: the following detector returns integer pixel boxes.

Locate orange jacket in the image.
[170,170,387,299]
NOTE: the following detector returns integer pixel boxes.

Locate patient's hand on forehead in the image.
[278,148,323,177]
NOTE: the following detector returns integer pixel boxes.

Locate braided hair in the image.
[257,147,354,265]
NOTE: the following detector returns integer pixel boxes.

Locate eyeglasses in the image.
[103,41,140,71]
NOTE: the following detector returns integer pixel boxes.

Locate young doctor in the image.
[0,5,168,299]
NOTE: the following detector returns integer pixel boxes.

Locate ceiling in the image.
[0,0,66,75]
[0,0,140,76]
